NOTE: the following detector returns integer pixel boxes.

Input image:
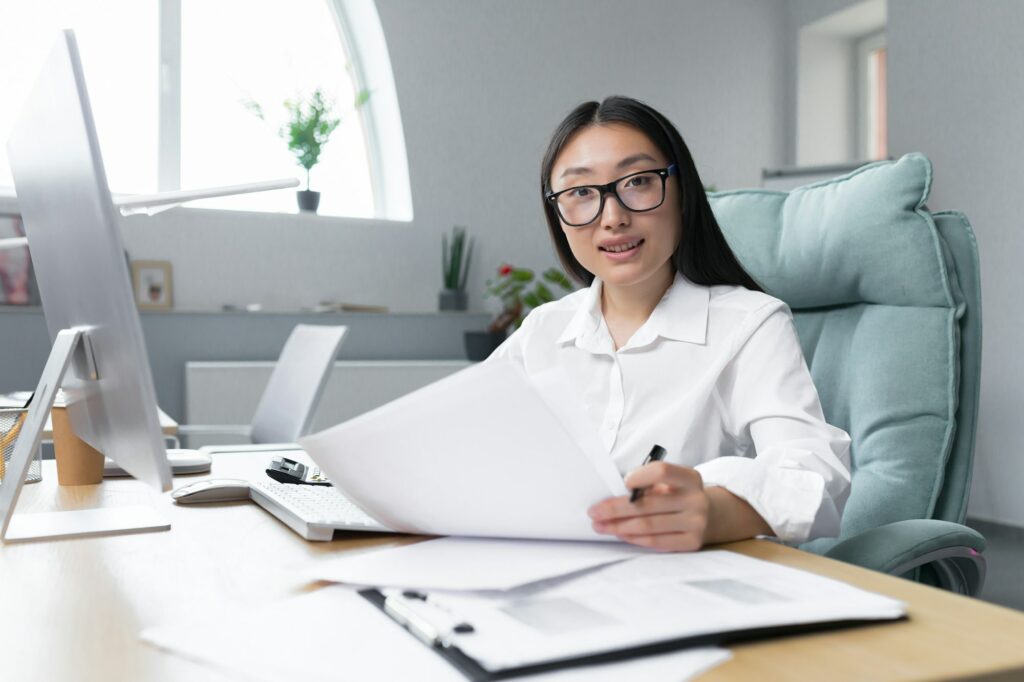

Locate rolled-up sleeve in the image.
[695,305,852,544]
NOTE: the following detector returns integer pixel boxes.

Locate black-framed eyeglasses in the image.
[545,164,679,227]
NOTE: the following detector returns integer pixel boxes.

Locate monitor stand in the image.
[0,327,170,543]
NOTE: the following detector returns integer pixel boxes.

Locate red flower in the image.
[498,264,513,276]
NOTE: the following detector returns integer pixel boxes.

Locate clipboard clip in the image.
[382,591,477,649]
[384,593,446,647]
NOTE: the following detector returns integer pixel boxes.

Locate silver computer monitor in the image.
[6,29,172,492]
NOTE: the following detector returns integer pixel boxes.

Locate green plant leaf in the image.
[450,242,463,292]
[535,283,553,302]
[442,234,453,288]
[511,269,533,282]
[354,88,372,108]
[523,292,542,308]
[242,98,264,120]
[543,269,574,290]
[279,88,342,176]
[459,236,473,290]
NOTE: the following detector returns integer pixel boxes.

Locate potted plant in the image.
[245,87,370,213]
[463,264,575,361]
[440,226,472,311]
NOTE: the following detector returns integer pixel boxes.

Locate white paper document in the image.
[299,360,628,541]
[141,585,731,682]
[306,536,650,591]
[385,550,906,673]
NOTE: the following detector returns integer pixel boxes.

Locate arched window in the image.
[0,0,412,221]
[0,1,160,195]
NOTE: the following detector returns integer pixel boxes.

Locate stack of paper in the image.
[302,537,905,677]
[376,548,905,674]
[142,537,734,681]
[141,589,731,681]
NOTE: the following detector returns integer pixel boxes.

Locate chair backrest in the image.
[708,154,982,554]
[249,324,348,444]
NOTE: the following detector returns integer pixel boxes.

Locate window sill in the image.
[0,189,411,227]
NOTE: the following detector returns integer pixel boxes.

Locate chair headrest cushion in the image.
[710,153,957,309]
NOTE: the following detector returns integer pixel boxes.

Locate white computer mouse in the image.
[106,449,212,477]
[171,478,251,504]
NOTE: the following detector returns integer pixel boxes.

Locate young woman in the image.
[491,96,851,551]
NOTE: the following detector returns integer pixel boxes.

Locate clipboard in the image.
[359,587,907,681]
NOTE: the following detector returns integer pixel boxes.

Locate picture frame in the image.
[0,214,40,306]
[131,260,173,310]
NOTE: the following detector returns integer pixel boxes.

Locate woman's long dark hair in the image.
[540,96,762,291]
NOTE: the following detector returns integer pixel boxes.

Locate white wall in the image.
[118,0,787,312]
[885,0,1024,526]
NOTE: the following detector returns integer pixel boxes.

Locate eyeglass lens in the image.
[554,172,665,226]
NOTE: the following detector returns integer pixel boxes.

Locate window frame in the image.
[856,29,888,161]
[1,0,412,222]
[158,0,181,193]
[329,0,413,221]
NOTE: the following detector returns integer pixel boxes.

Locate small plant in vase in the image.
[440,226,472,311]
[245,87,370,213]
[463,264,575,361]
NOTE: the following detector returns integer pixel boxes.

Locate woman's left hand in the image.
[587,461,710,552]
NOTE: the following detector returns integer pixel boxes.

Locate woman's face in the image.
[549,123,682,290]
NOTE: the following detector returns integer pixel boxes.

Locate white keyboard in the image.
[249,479,393,541]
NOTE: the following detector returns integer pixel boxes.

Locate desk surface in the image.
[3,454,1024,682]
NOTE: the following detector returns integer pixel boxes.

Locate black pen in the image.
[629,444,667,503]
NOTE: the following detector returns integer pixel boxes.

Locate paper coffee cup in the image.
[52,406,104,486]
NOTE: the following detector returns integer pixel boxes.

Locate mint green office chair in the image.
[709,153,986,596]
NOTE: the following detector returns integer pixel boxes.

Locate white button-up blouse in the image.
[489,272,851,544]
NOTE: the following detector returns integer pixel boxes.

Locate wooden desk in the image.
[3,453,1024,682]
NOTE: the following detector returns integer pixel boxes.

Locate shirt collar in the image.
[556,277,604,345]
[556,272,709,348]
[639,272,709,346]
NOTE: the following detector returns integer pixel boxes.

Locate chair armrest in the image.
[824,519,986,596]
